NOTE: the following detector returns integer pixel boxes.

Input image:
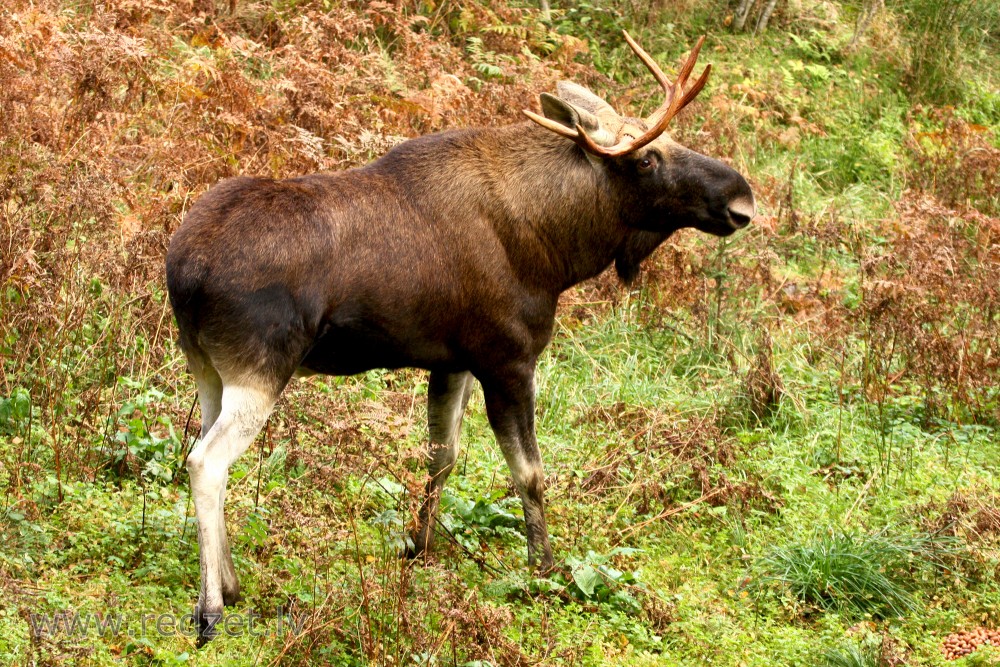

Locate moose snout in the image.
[677,150,756,235]
[727,194,756,229]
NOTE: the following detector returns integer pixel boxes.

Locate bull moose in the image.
[166,32,755,644]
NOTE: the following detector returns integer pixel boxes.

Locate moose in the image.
[166,32,754,644]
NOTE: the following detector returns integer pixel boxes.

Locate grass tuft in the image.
[756,528,953,618]
[820,633,899,667]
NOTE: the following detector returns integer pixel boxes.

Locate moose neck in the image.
[467,124,632,293]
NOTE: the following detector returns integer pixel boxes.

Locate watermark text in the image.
[28,608,307,639]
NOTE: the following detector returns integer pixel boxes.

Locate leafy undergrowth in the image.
[2,0,999,665]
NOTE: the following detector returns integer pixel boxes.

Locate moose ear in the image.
[539,93,601,134]
[555,81,615,115]
[534,89,618,149]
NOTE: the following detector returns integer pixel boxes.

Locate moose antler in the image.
[627,32,711,129]
[524,32,712,159]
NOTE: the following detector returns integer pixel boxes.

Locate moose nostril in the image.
[727,196,755,228]
[728,208,752,228]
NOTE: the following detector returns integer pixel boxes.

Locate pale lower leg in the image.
[482,372,554,571]
[409,371,473,557]
[187,383,277,644]
[499,446,552,569]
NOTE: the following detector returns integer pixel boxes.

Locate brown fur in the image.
[167,124,750,384]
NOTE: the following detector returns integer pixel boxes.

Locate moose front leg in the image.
[408,371,474,559]
[481,366,555,571]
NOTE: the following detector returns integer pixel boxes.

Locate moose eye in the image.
[637,156,657,173]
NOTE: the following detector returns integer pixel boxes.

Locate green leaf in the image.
[572,564,601,597]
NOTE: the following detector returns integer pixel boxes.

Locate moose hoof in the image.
[533,559,557,576]
[528,551,556,575]
[403,531,434,562]
[401,542,427,562]
[194,605,222,648]
[222,588,242,608]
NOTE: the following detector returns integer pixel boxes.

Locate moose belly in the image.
[297,317,455,376]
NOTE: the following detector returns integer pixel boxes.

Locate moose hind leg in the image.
[187,380,279,646]
[190,361,241,604]
[194,364,222,438]
[408,371,474,559]
[481,369,554,571]
[189,353,223,435]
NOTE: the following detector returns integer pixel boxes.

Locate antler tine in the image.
[674,62,711,117]
[675,35,706,91]
[647,35,710,127]
[622,30,672,95]
[522,109,582,141]
[524,109,621,156]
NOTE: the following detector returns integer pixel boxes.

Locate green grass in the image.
[4,293,1000,664]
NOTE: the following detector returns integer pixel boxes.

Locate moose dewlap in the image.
[165,31,755,645]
